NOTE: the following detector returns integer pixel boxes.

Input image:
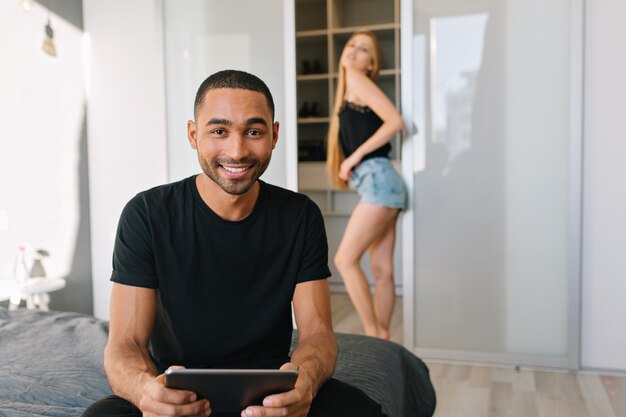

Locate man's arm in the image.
[104,282,210,416]
[242,279,336,417]
[104,283,159,405]
[290,279,337,394]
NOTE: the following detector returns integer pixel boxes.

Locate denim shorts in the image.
[349,157,407,210]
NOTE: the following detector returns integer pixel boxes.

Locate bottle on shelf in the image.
[30,249,50,278]
[13,245,28,284]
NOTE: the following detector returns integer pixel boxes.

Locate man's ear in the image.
[272,121,280,150]
[187,120,198,149]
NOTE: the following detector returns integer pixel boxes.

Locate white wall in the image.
[0,0,93,314]
[83,0,168,319]
[581,0,626,371]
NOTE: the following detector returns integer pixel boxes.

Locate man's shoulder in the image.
[260,182,324,225]
[135,175,194,202]
[122,176,195,218]
[261,181,314,207]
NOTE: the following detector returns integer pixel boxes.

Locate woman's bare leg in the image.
[368,213,398,335]
[334,203,398,339]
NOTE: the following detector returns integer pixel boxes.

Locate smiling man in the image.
[82,70,388,417]
[191,87,276,199]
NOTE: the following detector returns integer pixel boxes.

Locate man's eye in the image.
[247,130,262,137]
[212,129,225,135]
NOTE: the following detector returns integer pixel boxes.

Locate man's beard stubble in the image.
[198,154,272,196]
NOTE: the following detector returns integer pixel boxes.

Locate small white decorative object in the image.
[30,249,50,278]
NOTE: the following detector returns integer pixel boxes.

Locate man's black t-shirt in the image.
[111,176,331,373]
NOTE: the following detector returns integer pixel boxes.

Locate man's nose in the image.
[224,134,248,161]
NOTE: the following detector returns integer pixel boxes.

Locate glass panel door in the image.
[406,0,582,366]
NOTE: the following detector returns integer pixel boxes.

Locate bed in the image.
[0,307,436,417]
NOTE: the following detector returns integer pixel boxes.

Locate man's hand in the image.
[240,280,336,417]
[240,363,313,417]
[139,367,212,417]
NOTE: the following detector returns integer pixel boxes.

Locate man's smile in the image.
[221,165,249,174]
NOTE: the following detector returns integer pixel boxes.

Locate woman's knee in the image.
[370,259,393,282]
[334,249,359,273]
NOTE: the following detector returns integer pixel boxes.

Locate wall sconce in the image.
[20,0,33,12]
[42,18,57,57]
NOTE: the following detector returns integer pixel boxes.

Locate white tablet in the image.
[164,368,298,414]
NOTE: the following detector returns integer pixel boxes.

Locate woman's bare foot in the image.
[378,327,390,340]
[364,325,390,340]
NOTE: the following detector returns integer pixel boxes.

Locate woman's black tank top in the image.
[338,101,391,159]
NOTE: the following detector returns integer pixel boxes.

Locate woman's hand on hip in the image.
[339,154,362,181]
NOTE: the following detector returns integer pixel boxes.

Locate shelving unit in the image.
[294,0,402,292]
[295,0,401,176]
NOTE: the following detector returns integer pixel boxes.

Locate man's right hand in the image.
[138,370,212,417]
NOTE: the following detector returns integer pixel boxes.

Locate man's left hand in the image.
[240,362,314,417]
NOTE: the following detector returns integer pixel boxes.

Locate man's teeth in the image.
[223,166,248,173]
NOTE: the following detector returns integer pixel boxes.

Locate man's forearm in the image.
[104,341,159,407]
[290,330,337,394]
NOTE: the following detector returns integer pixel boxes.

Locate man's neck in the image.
[195,175,260,221]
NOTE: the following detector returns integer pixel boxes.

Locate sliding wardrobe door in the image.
[403,0,583,367]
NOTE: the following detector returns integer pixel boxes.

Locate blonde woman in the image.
[328,30,406,340]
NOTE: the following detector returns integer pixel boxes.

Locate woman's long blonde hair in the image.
[326,30,382,189]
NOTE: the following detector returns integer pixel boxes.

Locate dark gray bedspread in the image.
[0,308,112,416]
[0,307,435,417]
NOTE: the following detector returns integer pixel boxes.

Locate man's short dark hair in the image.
[194,70,275,121]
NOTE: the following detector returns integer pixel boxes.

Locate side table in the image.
[1,277,66,311]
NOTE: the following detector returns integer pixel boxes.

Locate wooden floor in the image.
[330,293,626,417]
